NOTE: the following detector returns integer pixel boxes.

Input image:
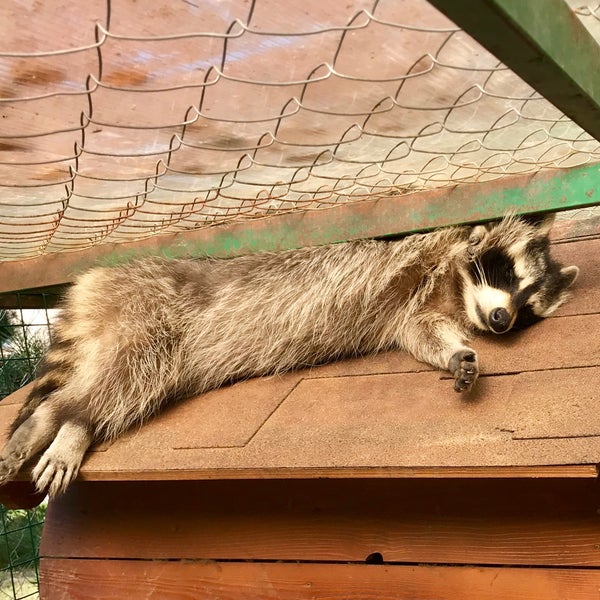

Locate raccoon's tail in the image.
[8,339,71,435]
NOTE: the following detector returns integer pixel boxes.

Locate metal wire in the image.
[0,300,53,600]
[0,0,599,260]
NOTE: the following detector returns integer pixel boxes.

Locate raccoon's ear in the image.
[560,265,579,288]
[523,212,555,237]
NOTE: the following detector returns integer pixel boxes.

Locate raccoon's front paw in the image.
[449,349,479,393]
[467,225,487,257]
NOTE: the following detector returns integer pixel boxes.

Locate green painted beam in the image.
[0,163,598,295]
[428,0,600,141]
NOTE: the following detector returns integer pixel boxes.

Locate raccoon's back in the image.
[59,247,394,388]
[55,233,467,398]
[177,237,467,384]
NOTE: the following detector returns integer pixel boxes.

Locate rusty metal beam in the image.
[0,163,598,295]
[428,0,600,141]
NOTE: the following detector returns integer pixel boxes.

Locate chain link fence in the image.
[1,0,600,260]
[0,299,55,600]
[0,505,44,600]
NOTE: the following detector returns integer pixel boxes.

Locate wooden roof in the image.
[0,233,599,506]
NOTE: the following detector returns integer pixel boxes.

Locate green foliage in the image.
[0,311,12,345]
[0,312,48,400]
[0,310,50,598]
[0,504,46,571]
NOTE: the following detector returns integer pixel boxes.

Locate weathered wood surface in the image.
[42,479,600,566]
[0,237,599,502]
[40,559,600,600]
[23,232,600,599]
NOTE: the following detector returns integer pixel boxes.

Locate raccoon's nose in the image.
[489,307,511,333]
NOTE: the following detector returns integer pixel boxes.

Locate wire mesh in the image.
[0,306,53,399]
[0,298,55,600]
[0,0,599,261]
[0,505,44,600]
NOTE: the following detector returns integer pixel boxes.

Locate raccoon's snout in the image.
[489,307,511,333]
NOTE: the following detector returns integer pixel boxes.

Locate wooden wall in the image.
[40,477,600,598]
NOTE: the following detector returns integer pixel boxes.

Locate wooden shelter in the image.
[1,224,599,598]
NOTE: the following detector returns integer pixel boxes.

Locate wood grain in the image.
[41,479,600,566]
[40,559,600,600]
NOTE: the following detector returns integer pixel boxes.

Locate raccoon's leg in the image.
[399,314,478,392]
[32,420,92,497]
[0,403,59,485]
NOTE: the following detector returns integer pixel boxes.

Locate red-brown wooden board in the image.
[40,559,600,600]
[42,479,600,566]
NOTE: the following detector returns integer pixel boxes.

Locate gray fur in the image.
[0,214,578,496]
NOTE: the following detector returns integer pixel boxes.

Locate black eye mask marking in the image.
[513,281,543,310]
[512,304,543,331]
[507,279,544,331]
[469,248,518,292]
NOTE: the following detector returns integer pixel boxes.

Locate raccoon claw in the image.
[0,453,25,485]
[449,349,479,393]
[0,460,13,485]
[32,455,79,497]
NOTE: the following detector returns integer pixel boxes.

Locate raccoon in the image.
[0,213,578,496]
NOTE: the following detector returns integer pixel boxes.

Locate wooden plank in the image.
[2,339,600,487]
[0,481,46,510]
[428,0,600,141]
[466,313,600,374]
[40,559,600,600]
[2,342,600,503]
[552,218,600,243]
[41,479,600,566]
[0,163,598,294]
[72,465,599,482]
[66,368,600,479]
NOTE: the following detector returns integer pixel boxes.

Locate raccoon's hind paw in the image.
[31,421,92,497]
[449,349,479,393]
[0,448,30,485]
[0,456,18,485]
[32,454,81,497]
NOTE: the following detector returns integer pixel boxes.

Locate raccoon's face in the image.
[462,214,579,334]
